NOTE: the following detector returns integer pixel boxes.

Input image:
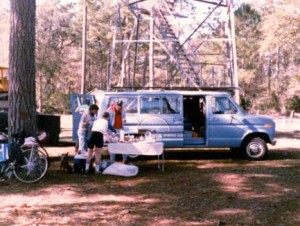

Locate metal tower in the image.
[109,0,239,100]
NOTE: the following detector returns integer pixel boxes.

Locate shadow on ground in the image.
[275,130,300,139]
[1,150,300,226]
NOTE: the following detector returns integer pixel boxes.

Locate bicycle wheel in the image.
[37,146,50,169]
[13,148,48,183]
[21,145,50,169]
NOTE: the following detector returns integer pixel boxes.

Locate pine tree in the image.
[8,0,37,136]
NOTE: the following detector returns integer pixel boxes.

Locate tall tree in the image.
[36,1,80,113]
[258,0,300,113]
[8,0,37,136]
[234,3,262,111]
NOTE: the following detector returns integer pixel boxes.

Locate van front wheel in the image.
[243,137,268,160]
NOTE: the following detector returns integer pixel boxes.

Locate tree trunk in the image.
[81,0,87,94]
[8,0,37,137]
[108,4,119,90]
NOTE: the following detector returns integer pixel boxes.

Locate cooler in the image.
[73,153,86,173]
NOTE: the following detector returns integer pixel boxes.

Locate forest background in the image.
[0,0,299,115]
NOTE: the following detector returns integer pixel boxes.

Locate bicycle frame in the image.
[0,131,49,183]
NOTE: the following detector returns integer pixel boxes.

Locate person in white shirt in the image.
[86,112,111,174]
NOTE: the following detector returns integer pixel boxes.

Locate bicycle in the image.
[0,130,49,183]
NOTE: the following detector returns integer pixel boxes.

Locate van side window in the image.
[162,97,180,114]
[141,97,160,114]
[212,97,237,114]
[108,97,138,114]
[125,97,138,113]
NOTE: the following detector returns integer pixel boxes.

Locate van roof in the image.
[91,89,231,96]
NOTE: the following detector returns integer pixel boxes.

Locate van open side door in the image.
[182,95,206,146]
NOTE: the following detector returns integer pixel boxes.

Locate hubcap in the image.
[247,143,263,157]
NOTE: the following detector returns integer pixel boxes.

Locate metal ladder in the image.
[153,2,200,88]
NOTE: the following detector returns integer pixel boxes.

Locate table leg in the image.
[157,152,164,172]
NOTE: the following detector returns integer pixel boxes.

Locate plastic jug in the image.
[120,129,125,142]
[145,131,152,142]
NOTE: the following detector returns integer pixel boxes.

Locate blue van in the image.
[70,90,276,160]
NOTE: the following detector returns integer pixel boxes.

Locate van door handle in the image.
[211,117,219,121]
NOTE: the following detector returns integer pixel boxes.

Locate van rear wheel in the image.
[243,137,268,160]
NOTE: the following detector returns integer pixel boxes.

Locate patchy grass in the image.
[1,116,299,225]
[1,148,300,226]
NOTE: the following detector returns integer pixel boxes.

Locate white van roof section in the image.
[94,89,231,96]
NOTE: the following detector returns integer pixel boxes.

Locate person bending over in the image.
[86,112,113,174]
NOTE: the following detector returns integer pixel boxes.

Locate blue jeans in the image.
[77,130,89,153]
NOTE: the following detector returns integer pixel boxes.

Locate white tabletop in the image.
[107,142,164,156]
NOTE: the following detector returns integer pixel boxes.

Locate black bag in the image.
[9,143,24,165]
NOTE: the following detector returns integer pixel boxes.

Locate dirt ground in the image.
[0,116,300,226]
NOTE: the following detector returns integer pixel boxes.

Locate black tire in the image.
[38,146,50,169]
[13,149,48,183]
[243,137,268,160]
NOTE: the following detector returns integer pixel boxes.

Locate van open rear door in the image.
[70,94,95,141]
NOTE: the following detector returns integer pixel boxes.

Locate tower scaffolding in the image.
[109,0,239,100]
